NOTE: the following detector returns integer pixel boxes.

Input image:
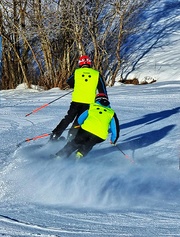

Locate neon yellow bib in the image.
[72,68,99,103]
[81,103,114,139]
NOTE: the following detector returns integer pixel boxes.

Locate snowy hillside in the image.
[126,0,180,83]
[0,0,180,236]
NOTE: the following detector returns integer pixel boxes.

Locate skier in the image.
[50,55,108,142]
[55,93,120,159]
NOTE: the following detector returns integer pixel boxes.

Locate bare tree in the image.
[0,0,30,88]
[0,0,151,89]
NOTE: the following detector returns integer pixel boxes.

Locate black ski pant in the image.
[56,128,104,158]
[53,102,89,139]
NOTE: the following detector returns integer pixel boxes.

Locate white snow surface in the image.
[1,1,180,236]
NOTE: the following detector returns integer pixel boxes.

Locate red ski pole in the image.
[25,90,73,117]
[115,145,134,163]
[17,133,51,147]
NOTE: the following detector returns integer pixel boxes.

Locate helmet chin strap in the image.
[81,65,90,68]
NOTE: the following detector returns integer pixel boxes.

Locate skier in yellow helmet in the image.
[55,93,120,159]
[50,55,108,142]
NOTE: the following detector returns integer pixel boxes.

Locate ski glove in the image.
[50,132,60,141]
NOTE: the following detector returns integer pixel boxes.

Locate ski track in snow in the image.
[0,206,180,236]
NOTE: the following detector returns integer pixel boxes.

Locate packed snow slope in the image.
[0,0,180,236]
[0,80,180,236]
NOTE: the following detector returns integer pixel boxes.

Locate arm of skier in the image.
[66,73,75,88]
[97,74,108,97]
[109,113,120,144]
[77,110,89,125]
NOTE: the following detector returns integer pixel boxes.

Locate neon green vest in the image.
[72,68,99,103]
[81,103,114,140]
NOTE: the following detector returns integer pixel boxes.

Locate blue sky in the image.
[0,36,2,59]
[0,36,2,54]
[0,36,2,78]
